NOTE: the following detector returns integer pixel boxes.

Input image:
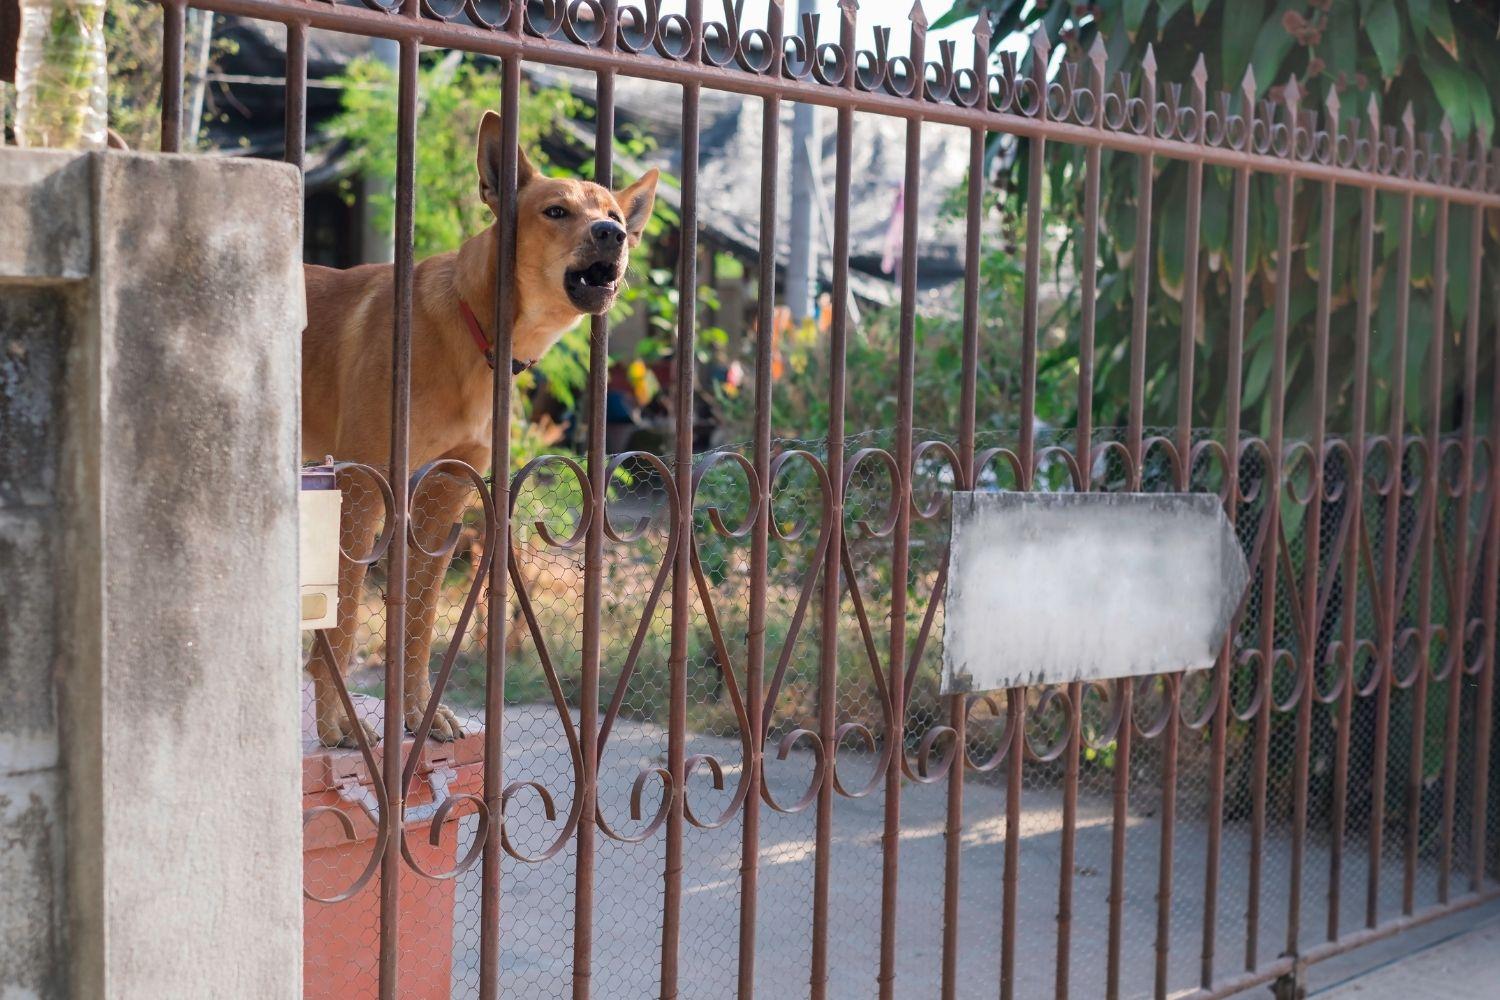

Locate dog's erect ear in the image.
[614,169,659,246]
[477,111,539,216]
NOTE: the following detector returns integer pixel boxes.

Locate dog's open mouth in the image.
[564,260,622,312]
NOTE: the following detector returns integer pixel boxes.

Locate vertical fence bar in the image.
[1203,69,1258,988]
[1249,86,1300,970]
[1369,104,1415,930]
[283,21,307,169]
[1002,28,1047,1000]
[810,5,857,996]
[1416,134,1450,908]
[1407,153,1448,916]
[663,1,703,995]
[940,17,989,999]
[1056,37,1106,1000]
[580,16,618,999]
[1330,175,1376,941]
[1289,162,1336,955]
[878,11,925,999]
[1467,147,1494,894]
[160,0,185,151]
[1152,55,1205,1000]
[478,10,522,993]
[1437,128,1470,904]
[1108,44,1155,1000]
[738,5,783,992]
[1203,149,1253,988]
[1440,137,1484,908]
[379,24,420,1000]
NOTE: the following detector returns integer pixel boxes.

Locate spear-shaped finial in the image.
[1089,32,1107,71]
[1324,84,1340,132]
[1401,101,1416,138]
[1366,92,1381,130]
[973,6,993,47]
[1030,24,1051,66]
[838,0,859,16]
[1141,42,1157,81]
[1190,53,1208,94]
[909,0,928,29]
[1283,73,1301,111]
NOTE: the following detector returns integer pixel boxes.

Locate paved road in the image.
[1315,916,1500,998]
[401,705,1454,1000]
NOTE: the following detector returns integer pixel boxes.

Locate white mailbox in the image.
[300,465,341,630]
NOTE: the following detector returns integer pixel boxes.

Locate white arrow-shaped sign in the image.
[942,492,1251,694]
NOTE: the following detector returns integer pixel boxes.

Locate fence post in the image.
[0,147,303,999]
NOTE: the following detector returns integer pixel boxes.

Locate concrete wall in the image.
[0,148,304,999]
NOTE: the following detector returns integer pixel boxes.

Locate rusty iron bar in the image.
[1056,40,1106,1000]
[1469,150,1495,894]
[160,0,186,151]
[1328,179,1377,943]
[1405,160,1448,916]
[1001,28,1047,1000]
[939,17,989,994]
[737,3,783,991]
[1370,105,1417,928]
[478,8,523,993]
[878,19,924,993]
[1288,165,1336,956]
[1152,54,1207,1000]
[661,1,703,992]
[1247,132,1297,972]
[809,6,858,997]
[1106,45,1157,1000]
[1438,144,1478,905]
[376,16,421,998]
[282,20,306,168]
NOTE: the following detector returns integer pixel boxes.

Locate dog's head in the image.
[477,110,658,319]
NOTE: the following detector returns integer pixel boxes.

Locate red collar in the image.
[458,299,532,376]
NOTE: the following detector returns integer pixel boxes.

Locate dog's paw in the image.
[318,712,381,750]
[406,702,465,742]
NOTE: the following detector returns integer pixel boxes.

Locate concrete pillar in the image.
[0,148,304,999]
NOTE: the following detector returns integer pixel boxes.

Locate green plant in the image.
[931,0,1499,441]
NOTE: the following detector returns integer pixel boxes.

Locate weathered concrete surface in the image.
[0,148,304,1000]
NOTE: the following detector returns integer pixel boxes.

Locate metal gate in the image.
[151,1,1500,996]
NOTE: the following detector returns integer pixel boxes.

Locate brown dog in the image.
[302,110,658,747]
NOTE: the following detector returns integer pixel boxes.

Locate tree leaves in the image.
[1221,0,1266,92]
[1364,2,1403,81]
[1422,46,1471,138]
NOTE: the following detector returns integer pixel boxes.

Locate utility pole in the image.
[784,0,820,322]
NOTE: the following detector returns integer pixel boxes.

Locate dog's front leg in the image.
[402,469,478,741]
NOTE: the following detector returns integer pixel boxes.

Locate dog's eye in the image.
[543,206,569,220]
[608,211,623,224]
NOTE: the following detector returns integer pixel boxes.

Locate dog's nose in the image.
[591,220,627,247]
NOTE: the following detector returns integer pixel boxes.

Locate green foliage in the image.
[931,0,1500,439]
[327,53,582,259]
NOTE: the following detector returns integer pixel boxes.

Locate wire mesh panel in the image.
[136,0,1500,997]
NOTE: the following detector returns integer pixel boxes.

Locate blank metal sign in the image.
[941,492,1249,694]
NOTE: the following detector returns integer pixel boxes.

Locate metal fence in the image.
[149,0,1500,997]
